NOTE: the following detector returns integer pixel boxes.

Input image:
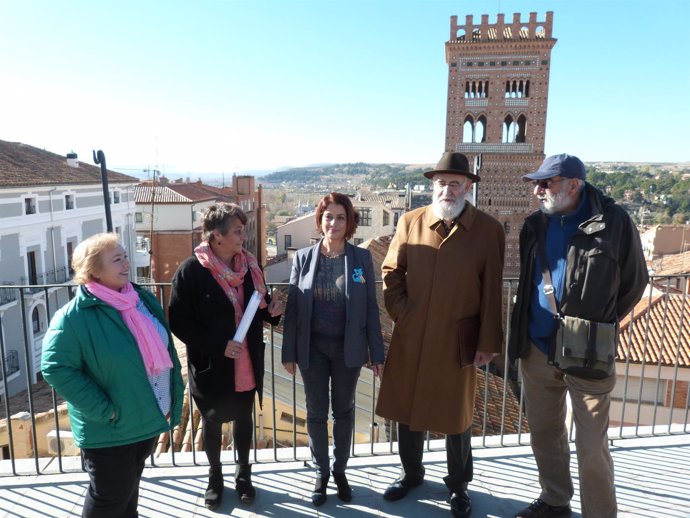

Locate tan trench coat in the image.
[375,203,505,435]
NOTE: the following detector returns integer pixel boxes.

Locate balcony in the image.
[0,280,689,517]
[0,350,19,382]
[0,432,687,517]
[0,283,18,306]
[19,267,71,295]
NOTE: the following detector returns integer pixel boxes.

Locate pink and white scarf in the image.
[85,281,173,376]
[193,242,267,324]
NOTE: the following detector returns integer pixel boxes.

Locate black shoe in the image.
[235,464,256,504]
[450,491,472,518]
[205,468,224,510]
[332,471,352,502]
[311,476,329,506]
[383,475,424,501]
[515,499,572,518]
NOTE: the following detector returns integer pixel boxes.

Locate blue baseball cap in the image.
[523,154,586,181]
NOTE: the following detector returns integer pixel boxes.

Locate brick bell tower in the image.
[445,12,556,276]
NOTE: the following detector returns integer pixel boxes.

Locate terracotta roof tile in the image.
[134,184,217,204]
[0,140,137,187]
[619,293,690,367]
[650,250,690,275]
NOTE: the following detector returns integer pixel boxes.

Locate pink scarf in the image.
[85,281,173,376]
[194,242,267,324]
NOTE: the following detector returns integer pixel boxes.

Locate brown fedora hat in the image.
[423,152,480,182]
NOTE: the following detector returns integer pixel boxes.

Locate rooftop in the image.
[2,432,687,517]
[0,139,137,187]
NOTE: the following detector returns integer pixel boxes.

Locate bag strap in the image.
[540,217,603,368]
[537,215,561,317]
[586,322,598,368]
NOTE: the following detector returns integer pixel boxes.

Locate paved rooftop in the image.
[1,433,688,518]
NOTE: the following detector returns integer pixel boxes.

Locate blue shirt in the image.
[528,189,591,354]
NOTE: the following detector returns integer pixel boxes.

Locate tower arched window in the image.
[476,115,487,143]
[463,117,474,143]
[516,114,527,143]
[503,115,516,143]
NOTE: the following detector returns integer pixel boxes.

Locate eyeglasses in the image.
[433,179,466,191]
[531,177,568,190]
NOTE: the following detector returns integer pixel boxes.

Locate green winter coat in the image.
[41,284,184,449]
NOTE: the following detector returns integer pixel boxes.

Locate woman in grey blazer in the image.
[282,192,385,507]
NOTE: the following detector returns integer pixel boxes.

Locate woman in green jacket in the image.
[42,233,184,518]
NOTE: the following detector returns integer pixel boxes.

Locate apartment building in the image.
[0,140,137,399]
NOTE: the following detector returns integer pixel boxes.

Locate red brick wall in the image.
[151,232,197,284]
[665,379,689,409]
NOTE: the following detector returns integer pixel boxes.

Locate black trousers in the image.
[199,390,255,470]
[397,423,473,493]
[81,436,156,518]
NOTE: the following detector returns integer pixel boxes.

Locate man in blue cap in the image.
[508,154,647,518]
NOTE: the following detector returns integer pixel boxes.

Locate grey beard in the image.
[433,198,466,221]
[539,191,570,215]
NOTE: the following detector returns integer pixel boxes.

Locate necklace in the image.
[321,246,344,258]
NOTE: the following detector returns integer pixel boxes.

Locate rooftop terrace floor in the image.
[1,434,688,518]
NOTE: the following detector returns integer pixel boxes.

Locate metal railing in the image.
[0,276,689,477]
[0,350,19,382]
[19,268,70,294]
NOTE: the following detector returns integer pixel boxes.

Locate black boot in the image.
[332,471,352,502]
[235,464,256,504]
[205,467,224,510]
[311,475,329,506]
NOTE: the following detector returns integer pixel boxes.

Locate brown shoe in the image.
[515,499,572,518]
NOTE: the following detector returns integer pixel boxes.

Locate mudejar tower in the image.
[445,12,556,276]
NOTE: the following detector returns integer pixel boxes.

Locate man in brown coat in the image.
[376,152,505,518]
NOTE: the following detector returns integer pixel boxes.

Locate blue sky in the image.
[1,0,688,175]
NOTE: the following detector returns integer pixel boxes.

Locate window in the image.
[383,211,390,226]
[27,251,38,284]
[24,197,37,215]
[135,212,143,223]
[280,411,306,428]
[358,208,371,226]
[354,238,363,245]
[66,241,75,275]
[284,235,292,249]
[65,194,74,210]
[31,307,40,333]
[113,191,120,204]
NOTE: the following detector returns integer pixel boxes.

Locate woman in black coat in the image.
[169,203,282,510]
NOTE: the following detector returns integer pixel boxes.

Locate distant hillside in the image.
[262,161,690,225]
[262,162,430,189]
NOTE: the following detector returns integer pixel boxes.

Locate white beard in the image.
[432,196,466,221]
[539,190,571,215]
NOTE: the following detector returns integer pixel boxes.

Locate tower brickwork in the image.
[445,12,556,276]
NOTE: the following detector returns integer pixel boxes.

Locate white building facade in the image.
[0,141,137,399]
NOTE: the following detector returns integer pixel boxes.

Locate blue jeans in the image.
[300,337,362,478]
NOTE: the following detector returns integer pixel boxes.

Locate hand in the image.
[267,295,283,317]
[371,363,384,379]
[473,351,498,368]
[224,339,243,359]
[283,362,296,376]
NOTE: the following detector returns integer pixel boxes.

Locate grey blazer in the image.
[282,240,385,370]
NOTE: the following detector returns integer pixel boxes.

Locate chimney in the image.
[66,152,79,168]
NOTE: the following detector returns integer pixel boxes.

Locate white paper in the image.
[233,290,262,343]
